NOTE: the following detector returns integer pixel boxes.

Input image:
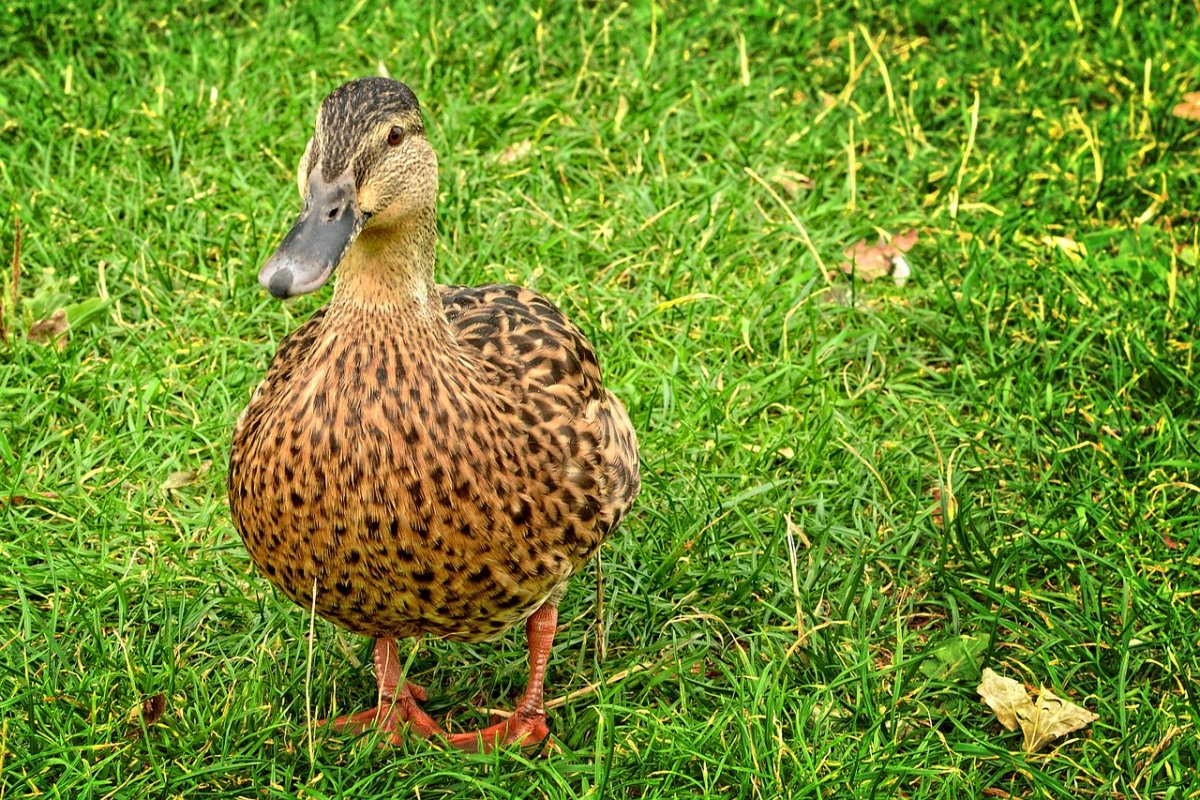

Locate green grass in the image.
[2,0,1199,797]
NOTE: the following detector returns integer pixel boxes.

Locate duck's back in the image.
[229,284,639,643]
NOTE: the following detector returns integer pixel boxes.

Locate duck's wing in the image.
[440,284,640,541]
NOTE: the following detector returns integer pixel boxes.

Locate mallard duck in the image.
[227,77,639,753]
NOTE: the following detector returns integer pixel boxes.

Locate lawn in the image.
[2,1,1198,797]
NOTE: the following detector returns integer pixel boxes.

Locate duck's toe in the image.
[445,708,554,754]
[322,680,443,743]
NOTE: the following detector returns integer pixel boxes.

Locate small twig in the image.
[744,168,831,285]
[476,660,657,719]
[546,659,653,709]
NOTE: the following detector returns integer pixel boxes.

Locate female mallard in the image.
[228,77,639,752]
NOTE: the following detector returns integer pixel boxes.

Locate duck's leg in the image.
[323,637,444,743]
[445,602,557,753]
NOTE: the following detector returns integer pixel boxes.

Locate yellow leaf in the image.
[977,668,1098,753]
[1022,687,1099,753]
[977,669,1029,732]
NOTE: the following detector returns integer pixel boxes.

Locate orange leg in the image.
[321,637,444,744]
[445,603,557,753]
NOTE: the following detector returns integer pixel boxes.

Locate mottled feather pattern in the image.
[228,284,639,643]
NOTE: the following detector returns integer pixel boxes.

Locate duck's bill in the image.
[258,172,364,299]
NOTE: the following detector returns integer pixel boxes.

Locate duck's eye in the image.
[386,126,404,147]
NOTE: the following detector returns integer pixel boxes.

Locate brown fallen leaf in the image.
[1172,91,1200,120]
[840,239,893,281]
[838,229,919,283]
[929,484,957,526]
[891,228,919,252]
[127,692,167,738]
[977,668,1098,753]
[28,308,68,349]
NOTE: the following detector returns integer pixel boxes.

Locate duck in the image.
[227,77,639,753]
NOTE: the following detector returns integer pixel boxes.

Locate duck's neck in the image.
[330,208,441,321]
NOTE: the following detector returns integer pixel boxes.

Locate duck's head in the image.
[259,77,438,299]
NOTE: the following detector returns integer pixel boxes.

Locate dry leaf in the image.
[840,239,894,281]
[891,229,919,252]
[127,692,166,738]
[1172,91,1200,120]
[930,486,944,526]
[162,471,198,490]
[977,668,1098,753]
[977,669,1030,732]
[28,308,68,349]
[498,139,533,165]
[838,230,919,283]
[1023,688,1100,753]
[929,484,957,526]
[161,460,211,491]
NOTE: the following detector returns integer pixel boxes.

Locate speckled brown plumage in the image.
[227,77,639,752]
